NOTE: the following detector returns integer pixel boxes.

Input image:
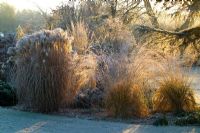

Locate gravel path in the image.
[0,107,200,133]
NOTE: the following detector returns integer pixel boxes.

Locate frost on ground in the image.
[0,108,200,133]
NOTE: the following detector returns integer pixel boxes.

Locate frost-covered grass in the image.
[13,29,74,112]
[9,29,97,113]
[4,18,199,120]
[153,59,196,113]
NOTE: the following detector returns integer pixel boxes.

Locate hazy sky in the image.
[0,0,68,11]
[0,0,180,14]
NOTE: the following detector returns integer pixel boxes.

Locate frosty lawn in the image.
[0,107,200,133]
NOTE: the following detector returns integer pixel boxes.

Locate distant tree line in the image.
[1,0,199,33]
[0,2,45,33]
[49,0,200,31]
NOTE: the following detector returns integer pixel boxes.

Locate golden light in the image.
[1,0,66,11]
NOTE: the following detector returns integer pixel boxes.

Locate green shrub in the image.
[0,80,17,106]
[153,115,168,126]
[174,112,200,126]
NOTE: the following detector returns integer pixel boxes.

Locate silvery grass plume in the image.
[7,28,83,112]
[8,28,73,64]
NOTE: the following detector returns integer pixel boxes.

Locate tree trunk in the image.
[143,0,159,28]
[110,0,118,17]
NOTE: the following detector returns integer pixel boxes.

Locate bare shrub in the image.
[92,18,135,55]
[50,1,105,30]
[51,4,78,30]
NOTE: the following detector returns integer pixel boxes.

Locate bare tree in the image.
[156,0,200,30]
[143,0,159,28]
[177,0,200,30]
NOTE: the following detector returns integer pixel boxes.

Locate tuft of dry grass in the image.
[131,84,149,117]
[71,21,91,54]
[153,59,196,113]
[105,81,132,118]
[72,53,97,90]
[101,47,197,117]
[100,47,163,118]
[105,81,149,118]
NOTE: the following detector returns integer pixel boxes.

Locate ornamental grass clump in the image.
[102,48,161,118]
[11,29,80,112]
[98,47,166,118]
[153,60,196,113]
[105,81,149,118]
